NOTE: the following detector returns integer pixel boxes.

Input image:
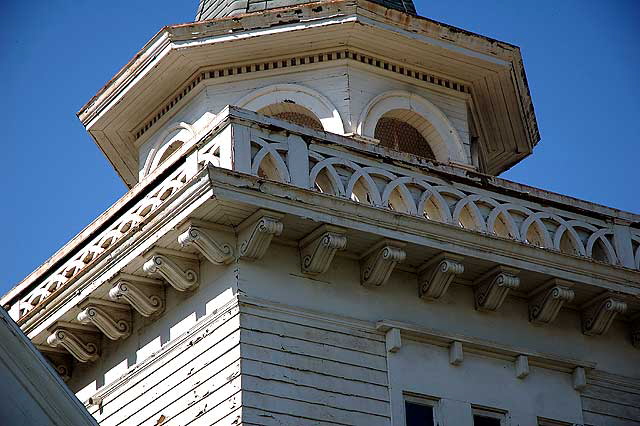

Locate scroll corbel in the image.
[143,249,199,292]
[418,253,464,301]
[299,225,347,275]
[360,240,406,287]
[474,266,520,312]
[237,210,284,260]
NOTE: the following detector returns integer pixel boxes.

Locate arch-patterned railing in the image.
[9,109,639,322]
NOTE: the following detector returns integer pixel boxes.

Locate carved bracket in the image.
[449,341,463,365]
[474,266,520,312]
[573,367,587,392]
[143,249,199,292]
[36,345,73,381]
[237,210,284,260]
[418,253,464,301]
[515,355,529,379]
[46,324,100,363]
[581,295,627,336]
[360,240,406,287]
[299,225,347,275]
[178,224,234,265]
[77,299,131,341]
[529,279,575,325]
[109,274,165,317]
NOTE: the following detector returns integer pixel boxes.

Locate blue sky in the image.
[2,0,638,293]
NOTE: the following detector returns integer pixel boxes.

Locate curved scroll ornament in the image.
[109,280,164,317]
[77,305,131,341]
[178,225,234,265]
[300,225,347,275]
[419,253,465,301]
[582,297,627,336]
[474,266,520,312]
[47,328,99,363]
[361,240,406,287]
[529,283,575,325]
[143,254,198,292]
[238,212,284,260]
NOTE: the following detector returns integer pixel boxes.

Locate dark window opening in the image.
[474,414,501,426]
[405,401,434,426]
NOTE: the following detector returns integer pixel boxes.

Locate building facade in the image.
[3,0,639,425]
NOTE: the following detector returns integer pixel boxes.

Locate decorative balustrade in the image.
[9,107,639,323]
[199,108,639,272]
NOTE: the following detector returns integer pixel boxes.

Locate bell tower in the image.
[4,0,639,425]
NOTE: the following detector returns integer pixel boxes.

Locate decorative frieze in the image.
[109,274,165,317]
[528,279,575,325]
[143,249,199,292]
[474,266,520,312]
[299,225,347,275]
[178,223,235,265]
[418,253,464,301]
[581,295,627,336]
[46,324,100,363]
[77,299,131,341]
[360,240,406,287]
[238,210,284,260]
[449,341,463,365]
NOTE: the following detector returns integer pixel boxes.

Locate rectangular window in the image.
[538,418,571,426]
[405,395,436,426]
[473,407,505,426]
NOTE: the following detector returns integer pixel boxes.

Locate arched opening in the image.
[374,110,437,159]
[591,239,610,263]
[559,232,581,256]
[423,196,444,222]
[157,140,184,166]
[258,102,323,131]
[525,223,546,248]
[458,205,480,231]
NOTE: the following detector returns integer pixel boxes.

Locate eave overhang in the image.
[77,0,539,186]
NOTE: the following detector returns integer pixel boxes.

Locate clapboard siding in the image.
[582,377,640,426]
[89,307,242,426]
[238,309,391,425]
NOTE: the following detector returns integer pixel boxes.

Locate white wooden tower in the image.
[3,0,639,425]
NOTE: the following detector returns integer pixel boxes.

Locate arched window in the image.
[374,110,436,159]
[257,102,323,131]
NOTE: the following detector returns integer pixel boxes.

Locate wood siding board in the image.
[582,385,640,408]
[242,374,390,416]
[241,344,389,386]
[582,411,640,426]
[242,407,344,426]
[581,395,640,422]
[239,329,388,371]
[240,313,386,356]
[94,313,240,421]
[166,379,242,426]
[241,358,389,401]
[242,390,389,426]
